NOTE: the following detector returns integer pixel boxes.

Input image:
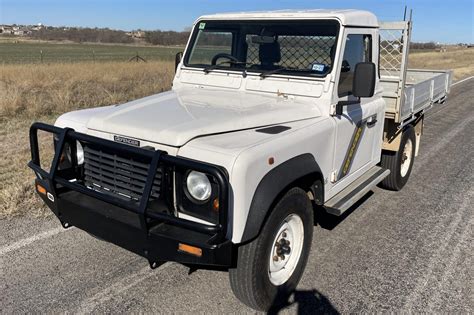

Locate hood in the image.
[85,88,321,147]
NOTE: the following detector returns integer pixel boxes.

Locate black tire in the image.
[229,187,314,311]
[379,126,416,191]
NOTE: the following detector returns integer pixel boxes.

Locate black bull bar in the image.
[28,122,233,267]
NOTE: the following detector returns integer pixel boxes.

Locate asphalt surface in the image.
[1,79,473,314]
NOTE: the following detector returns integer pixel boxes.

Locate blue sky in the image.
[1,0,473,43]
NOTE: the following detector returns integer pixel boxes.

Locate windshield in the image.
[184,20,339,77]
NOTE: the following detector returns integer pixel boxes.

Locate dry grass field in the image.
[0,48,472,218]
[0,61,174,218]
[408,48,474,81]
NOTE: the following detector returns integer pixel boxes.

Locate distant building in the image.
[13,27,31,36]
[31,23,44,31]
[126,30,146,39]
[0,24,44,36]
[0,25,14,34]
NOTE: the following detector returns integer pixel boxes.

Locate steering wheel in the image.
[211,53,240,65]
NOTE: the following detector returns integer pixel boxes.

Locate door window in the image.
[338,34,372,97]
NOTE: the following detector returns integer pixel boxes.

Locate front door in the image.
[331,29,382,193]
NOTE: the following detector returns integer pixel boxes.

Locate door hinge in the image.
[330,170,338,183]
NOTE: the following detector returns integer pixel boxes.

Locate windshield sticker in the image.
[311,63,326,72]
[199,22,206,30]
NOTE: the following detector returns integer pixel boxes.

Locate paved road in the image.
[1,79,473,314]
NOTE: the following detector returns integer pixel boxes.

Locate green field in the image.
[0,40,184,63]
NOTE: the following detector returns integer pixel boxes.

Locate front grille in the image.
[83,145,162,201]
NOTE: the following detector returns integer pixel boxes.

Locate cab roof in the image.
[198,9,379,28]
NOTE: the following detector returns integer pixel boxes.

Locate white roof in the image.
[198,9,379,27]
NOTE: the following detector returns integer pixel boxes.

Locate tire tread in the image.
[379,126,416,191]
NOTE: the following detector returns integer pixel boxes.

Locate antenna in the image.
[403,6,407,21]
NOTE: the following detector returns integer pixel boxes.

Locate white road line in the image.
[452,75,474,86]
[0,227,68,256]
[76,262,171,314]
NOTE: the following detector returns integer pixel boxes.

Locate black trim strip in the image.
[337,120,366,180]
[337,113,378,181]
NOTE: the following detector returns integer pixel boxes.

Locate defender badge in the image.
[114,135,140,147]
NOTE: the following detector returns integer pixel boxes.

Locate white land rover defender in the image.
[29,9,452,311]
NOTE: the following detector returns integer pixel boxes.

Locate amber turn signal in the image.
[36,184,47,195]
[212,198,219,212]
[178,243,202,257]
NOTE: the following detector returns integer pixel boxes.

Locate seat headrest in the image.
[259,42,281,64]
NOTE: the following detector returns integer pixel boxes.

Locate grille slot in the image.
[83,145,162,201]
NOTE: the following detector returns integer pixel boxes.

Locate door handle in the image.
[366,118,377,127]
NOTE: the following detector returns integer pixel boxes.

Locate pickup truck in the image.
[28,9,452,311]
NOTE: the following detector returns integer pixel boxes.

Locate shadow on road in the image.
[314,191,374,230]
[268,289,339,314]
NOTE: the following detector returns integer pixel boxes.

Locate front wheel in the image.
[229,188,313,311]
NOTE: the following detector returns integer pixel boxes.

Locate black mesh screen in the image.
[246,35,336,69]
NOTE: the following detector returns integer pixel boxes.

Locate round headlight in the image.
[186,171,212,202]
[76,141,84,165]
[66,141,84,165]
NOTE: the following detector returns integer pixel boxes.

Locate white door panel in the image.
[329,28,384,196]
[333,101,377,184]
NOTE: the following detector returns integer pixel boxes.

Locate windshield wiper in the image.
[204,61,257,78]
[259,67,295,79]
[203,61,233,74]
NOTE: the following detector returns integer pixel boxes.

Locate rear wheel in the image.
[379,126,416,191]
[229,188,313,311]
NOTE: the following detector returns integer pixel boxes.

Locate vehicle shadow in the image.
[314,191,374,230]
[268,289,339,314]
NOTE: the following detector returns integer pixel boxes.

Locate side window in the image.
[338,34,372,97]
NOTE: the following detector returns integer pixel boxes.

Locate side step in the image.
[325,166,390,216]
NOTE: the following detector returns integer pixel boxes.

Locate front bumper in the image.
[29,122,233,267]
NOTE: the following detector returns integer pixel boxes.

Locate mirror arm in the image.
[175,52,183,72]
[335,98,360,115]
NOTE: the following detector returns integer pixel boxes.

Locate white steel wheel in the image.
[400,138,413,177]
[268,214,305,286]
[229,188,313,311]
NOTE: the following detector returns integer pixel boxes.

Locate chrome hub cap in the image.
[268,214,304,286]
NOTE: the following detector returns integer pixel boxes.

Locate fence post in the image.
[92,50,95,62]
[40,50,43,63]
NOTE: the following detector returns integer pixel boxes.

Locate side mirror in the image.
[335,62,376,115]
[175,52,183,72]
[352,62,376,98]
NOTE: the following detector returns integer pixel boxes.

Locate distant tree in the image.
[410,41,439,50]
[144,30,190,45]
[26,25,194,45]
[30,27,134,44]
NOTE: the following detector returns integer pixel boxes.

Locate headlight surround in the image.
[185,171,212,202]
